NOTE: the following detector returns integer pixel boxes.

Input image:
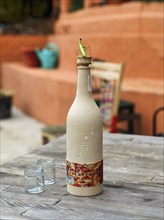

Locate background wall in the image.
[1,1,163,135]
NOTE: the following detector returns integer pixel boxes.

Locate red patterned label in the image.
[66,160,103,187]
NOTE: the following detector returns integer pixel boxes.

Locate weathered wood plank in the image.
[0,133,163,219]
[1,179,163,218]
[0,212,31,220]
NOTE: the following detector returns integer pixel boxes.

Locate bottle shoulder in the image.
[67,96,102,125]
[68,95,100,114]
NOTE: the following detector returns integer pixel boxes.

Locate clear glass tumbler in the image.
[37,159,56,185]
[24,165,44,193]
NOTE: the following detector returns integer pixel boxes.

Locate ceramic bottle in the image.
[66,56,103,196]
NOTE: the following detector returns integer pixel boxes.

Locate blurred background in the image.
[0,0,163,163]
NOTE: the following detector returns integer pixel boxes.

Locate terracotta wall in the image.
[2,63,76,125]
[2,62,163,135]
[0,35,47,77]
[48,34,163,81]
[53,2,163,81]
[47,1,163,135]
[1,2,163,135]
[121,91,163,135]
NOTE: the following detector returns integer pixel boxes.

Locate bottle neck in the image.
[76,66,92,97]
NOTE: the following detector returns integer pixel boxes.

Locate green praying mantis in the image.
[78,38,90,57]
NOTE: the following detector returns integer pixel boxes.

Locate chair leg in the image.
[132,114,142,134]
[128,106,134,134]
[110,115,118,133]
[128,117,134,134]
[137,114,142,134]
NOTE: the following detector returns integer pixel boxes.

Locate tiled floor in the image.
[0,108,45,165]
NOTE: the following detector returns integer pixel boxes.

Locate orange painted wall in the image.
[2,63,76,125]
[121,91,163,135]
[0,35,47,77]
[53,2,163,81]
[48,34,163,81]
[2,62,163,135]
[1,2,163,135]
[48,1,163,135]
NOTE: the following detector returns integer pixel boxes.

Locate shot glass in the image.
[37,159,56,185]
[24,165,44,193]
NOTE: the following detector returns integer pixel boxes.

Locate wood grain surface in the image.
[1,133,163,220]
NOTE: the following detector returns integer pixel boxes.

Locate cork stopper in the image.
[77,56,92,67]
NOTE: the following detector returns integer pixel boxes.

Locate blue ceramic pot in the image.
[35,42,59,69]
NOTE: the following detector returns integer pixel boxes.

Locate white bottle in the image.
[66,56,103,196]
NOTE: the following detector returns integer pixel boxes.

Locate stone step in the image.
[55,2,163,34]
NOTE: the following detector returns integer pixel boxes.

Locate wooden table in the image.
[1,133,163,220]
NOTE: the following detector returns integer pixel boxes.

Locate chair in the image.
[118,99,141,134]
[152,106,164,137]
[91,61,141,134]
[91,61,124,133]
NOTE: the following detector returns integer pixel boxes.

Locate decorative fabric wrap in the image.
[66,160,103,187]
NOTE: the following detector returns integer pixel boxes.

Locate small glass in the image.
[24,165,44,193]
[37,159,56,185]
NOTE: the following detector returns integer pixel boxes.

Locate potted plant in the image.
[20,46,41,67]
